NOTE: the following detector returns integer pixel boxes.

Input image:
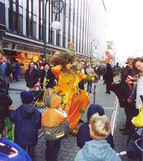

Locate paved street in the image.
[9,79,138,161]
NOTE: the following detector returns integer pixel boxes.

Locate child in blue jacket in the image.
[9,91,41,160]
[75,113,120,161]
[77,104,114,149]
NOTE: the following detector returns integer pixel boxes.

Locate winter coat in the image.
[77,104,114,149]
[0,72,12,119]
[0,62,12,77]
[0,88,12,119]
[0,72,8,91]
[103,65,113,84]
[40,68,56,88]
[119,67,133,99]
[113,65,121,75]
[9,104,41,146]
[15,64,20,73]
[25,68,39,88]
[75,140,121,161]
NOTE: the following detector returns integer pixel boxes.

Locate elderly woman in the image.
[50,43,98,135]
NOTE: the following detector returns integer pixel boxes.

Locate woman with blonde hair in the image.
[50,43,98,135]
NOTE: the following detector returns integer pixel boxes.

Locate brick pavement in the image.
[9,79,138,161]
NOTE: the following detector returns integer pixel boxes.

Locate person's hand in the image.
[127,98,132,103]
[9,105,14,110]
[0,134,2,139]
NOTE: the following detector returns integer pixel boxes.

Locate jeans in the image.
[87,82,92,93]
[45,139,62,161]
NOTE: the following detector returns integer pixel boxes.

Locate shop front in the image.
[0,40,53,74]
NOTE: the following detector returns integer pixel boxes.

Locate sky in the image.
[106,0,143,63]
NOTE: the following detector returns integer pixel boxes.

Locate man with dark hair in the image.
[25,61,39,91]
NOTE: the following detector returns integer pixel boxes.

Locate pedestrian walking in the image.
[25,61,39,91]
[8,91,41,160]
[14,60,20,81]
[103,63,113,94]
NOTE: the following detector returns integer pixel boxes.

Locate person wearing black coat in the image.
[0,71,12,135]
[103,63,114,94]
[25,61,39,91]
[40,62,56,89]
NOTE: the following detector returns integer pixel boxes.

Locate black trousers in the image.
[124,102,139,129]
[22,145,35,161]
[0,118,5,134]
[106,83,111,93]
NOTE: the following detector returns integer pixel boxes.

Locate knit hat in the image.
[20,91,34,104]
[46,94,62,109]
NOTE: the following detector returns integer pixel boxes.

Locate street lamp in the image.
[43,0,64,61]
[90,39,99,63]
[90,39,99,104]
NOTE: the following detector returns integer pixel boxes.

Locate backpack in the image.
[43,120,69,141]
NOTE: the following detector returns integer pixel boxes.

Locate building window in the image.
[26,0,37,39]
[8,0,23,35]
[39,0,44,41]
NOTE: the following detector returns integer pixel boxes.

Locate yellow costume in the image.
[51,65,96,131]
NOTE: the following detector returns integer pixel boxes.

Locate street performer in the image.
[50,42,98,135]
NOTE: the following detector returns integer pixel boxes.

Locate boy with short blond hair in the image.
[75,113,121,161]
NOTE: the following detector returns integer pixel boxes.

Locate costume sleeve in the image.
[51,65,62,79]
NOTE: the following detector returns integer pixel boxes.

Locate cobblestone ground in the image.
[9,79,139,161]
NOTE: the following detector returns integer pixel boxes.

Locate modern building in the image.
[0,0,107,72]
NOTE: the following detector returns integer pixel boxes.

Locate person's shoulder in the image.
[78,122,89,132]
[34,108,41,115]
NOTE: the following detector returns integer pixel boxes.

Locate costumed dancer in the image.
[50,42,98,135]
